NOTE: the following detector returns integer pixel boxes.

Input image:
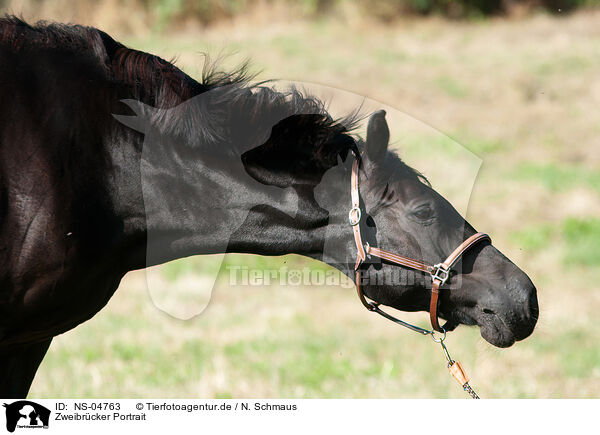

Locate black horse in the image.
[0,16,538,398]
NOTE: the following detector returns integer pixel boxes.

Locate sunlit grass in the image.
[509,224,555,251]
[513,163,600,193]
[433,76,470,98]
[531,327,600,380]
[562,217,600,267]
[510,217,600,268]
[533,55,595,76]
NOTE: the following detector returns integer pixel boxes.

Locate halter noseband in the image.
[349,153,491,334]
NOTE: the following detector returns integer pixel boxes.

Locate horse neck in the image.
[108,136,349,272]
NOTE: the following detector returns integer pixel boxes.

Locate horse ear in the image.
[365,110,389,163]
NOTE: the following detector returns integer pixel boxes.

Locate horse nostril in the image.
[528,286,539,319]
[482,308,495,315]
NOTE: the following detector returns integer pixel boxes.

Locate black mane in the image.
[0,16,429,181]
[0,16,360,168]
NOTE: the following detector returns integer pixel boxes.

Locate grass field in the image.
[20,9,600,398]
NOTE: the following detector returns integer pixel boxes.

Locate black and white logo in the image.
[3,401,50,432]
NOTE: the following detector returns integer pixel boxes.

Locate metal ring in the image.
[348,207,361,226]
[430,327,447,343]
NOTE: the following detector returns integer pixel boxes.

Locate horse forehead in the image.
[366,171,429,200]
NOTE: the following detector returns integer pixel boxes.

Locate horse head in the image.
[315,111,538,348]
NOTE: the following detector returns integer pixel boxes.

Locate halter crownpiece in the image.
[348,153,491,333]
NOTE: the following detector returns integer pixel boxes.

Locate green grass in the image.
[462,137,506,155]
[161,253,330,284]
[219,314,461,397]
[37,316,218,396]
[510,217,600,268]
[272,35,309,57]
[513,163,600,193]
[433,76,470,98]
[509,224,555,251]
[400,132,469,159]
[533,55,594,76]
[562,217,600,267]
[224,333,357,394]
[373,48,409,65]
[531,327,600,379]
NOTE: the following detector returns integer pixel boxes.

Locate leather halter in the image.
[349,154,491,333]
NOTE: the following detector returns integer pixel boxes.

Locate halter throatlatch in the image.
[348,152,489,398]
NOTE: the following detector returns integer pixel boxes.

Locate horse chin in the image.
[443,310,518,348]
[440,315,514,348]
[478,320,517,348]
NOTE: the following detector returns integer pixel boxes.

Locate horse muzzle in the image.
[457,269,539,348]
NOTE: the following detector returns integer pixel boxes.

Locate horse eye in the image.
[413,205,434,221]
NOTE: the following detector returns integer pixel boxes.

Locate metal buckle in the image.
[348,207,361,226]
[364,242,371,259]
[430,263,450,285]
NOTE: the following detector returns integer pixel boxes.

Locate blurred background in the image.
[3,0,599,398]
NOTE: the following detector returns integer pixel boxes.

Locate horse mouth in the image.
[478,314,517,348]
[441,273,539,348]
[443,309,533,348]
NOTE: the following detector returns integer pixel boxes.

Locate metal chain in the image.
[433,332,481,399]
[462,382,480,399]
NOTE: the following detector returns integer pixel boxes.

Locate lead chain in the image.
[437,337,480,399]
